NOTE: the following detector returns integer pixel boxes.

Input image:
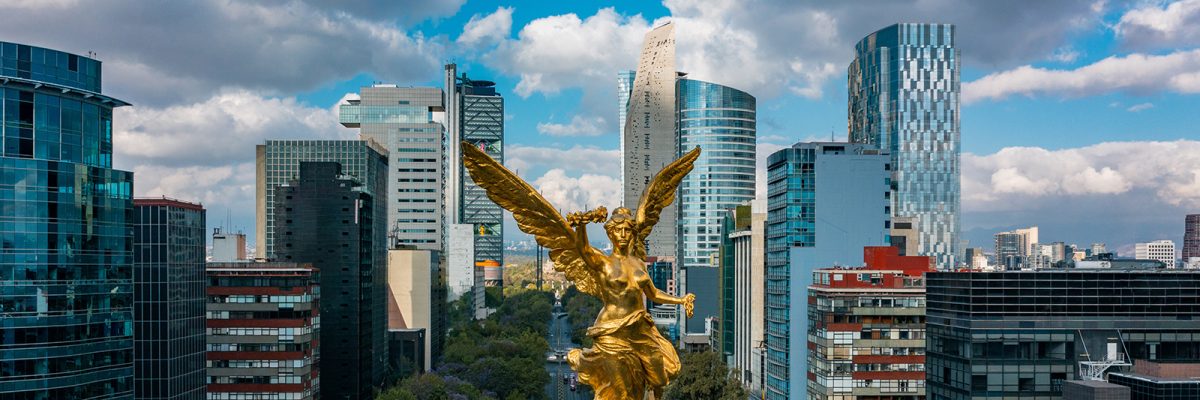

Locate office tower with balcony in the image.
[339,85,444,250]
[206,261,320,400]
[132,198,207,400]
[807,246,933,400]
[763,142,891,399]
[255,139,388,260]
[849,23,961,269]
[925,268,1200,398]
[0,42,135,399]
[274,162,386,399]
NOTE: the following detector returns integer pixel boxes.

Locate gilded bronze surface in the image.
[461,141,700,399]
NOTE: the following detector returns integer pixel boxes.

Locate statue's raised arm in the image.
[460,142,604,296]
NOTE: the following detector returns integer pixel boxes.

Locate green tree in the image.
[377,373,492,400]
[562,286,602,346]
[662,351,746,400]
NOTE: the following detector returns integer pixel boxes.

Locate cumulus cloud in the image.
[506,144,620,176]
[962,140,1200,211]
[1115,0,1200,50]
[0,1,445,106]
[532,169,622,212]
[963,49,1200,103]
[114,91,353,168]
[536,115,608,136]
[458,7,514,48]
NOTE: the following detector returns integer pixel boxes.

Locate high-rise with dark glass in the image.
[274,162,387,400]
[132,198,206,400]
[0,42,135,399]
[849,23,961,269]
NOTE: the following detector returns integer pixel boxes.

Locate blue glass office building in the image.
[0,42,135,399]
[763,142,891,399]
[849,23,961,269]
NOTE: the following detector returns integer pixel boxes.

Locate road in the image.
[545,301,593,400]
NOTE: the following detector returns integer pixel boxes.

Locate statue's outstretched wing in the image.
[631,147,701,258]
[460,142,602,297]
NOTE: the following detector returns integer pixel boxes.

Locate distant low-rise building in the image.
[1136,240,1177,269]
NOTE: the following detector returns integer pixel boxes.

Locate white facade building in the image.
[1136,240,1176,269]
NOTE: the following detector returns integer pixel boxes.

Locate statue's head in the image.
[604,207,636,249]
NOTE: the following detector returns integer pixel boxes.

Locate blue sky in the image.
[3,0,1197,257]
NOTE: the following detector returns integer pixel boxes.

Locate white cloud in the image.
[536,115,608,136]
[0,1,445,106]
[1126,102,1154,112]
[1050,46,1081,63]
[532,169,622,212]
[506,144,620,176]
[962,140,1200,211]
[457,7,514,48]
[114,90,353,169]
[1115,0,1200,49]
[963,49,1200,104]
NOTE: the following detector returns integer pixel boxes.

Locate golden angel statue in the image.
[461,141,700,399]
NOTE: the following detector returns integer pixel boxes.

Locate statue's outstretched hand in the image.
[682,293,696,318]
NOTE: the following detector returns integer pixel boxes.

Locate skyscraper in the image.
[133,198,207,400]
[255,139,389,259]
[339,85,445,250]
[849,23,961,269]
[1184,214,1199,264]
[206,261,320,400]
[994,226,1038,269]
[622,22,679,259]
[0,42,136,399]
[763,142,892,399]
[444,65,504,305]
[274,162,387,399]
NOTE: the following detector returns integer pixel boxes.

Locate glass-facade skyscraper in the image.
[0,42,135,399]
[849,23,961,269]
[132,198,207,400]
[763,142,891,399]
[445,64,504,288]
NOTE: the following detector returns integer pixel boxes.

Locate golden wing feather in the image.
[630,147,701,258]
[460,142,603,297]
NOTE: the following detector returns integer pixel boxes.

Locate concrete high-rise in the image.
[849,23,961,269]
[1184,214,1199,264]
[255,139,389,259]
[274,162,387,399]
[1135,240,1176,269]
[763,142,892,400]
[622,22,679,259]
[211,228,246,262]
[132,198,207,400]
[386,249,447,373]
[723,204,766,395]
[619,25,757,338]
[339,85,445,250]
[0,42,136,399]
[206,262,320,400]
